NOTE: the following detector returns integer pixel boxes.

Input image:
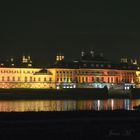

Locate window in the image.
[12,77,15,82]
[101,77,104,82]
[108,65,111,68]
[96,77,99,82]
[38,77,41,82]
[116,77,118,83]
[86,77,88,82]
[2,76,4,81]
[18,77,20,81]
[44,77,47,82]
[30,77,32,82]
[111,77,113,83]
[101,64,104,67]
[108,77,110,83]
[25,77,27,82]
[82,77,84,83]
[92,77,94,82]
[49,78,52,82]
[91,64,94,67]
[96,64,99,67]
[7,77,10,81]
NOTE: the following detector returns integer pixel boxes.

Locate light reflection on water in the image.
[0,99,140,112]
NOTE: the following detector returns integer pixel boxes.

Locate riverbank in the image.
[0,88,139,100]
[0,110,140,139]
[0,88,108,100]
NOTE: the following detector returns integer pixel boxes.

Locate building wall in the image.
[0,68,55,89]
[0,67,137,89]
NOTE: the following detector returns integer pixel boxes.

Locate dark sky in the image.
[0,1,140,65]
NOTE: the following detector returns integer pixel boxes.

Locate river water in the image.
[0,99,139,112]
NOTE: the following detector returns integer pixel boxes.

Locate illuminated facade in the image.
[0,52,139,89]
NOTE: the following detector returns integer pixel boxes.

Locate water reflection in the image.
[0,99,140,112]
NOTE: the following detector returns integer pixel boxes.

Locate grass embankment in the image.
[0,88,108,100]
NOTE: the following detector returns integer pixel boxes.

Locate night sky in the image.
[0,1,140,65]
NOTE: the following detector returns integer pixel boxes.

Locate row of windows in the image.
[121,73,135,76]
[56,71,73,74]
[0,77,52,82]
[57,71,105,75]
[77,77,119,83]
[56,78,73,82]
[82,64,111,68]
[0,70,37,74]
[56,71,135,76]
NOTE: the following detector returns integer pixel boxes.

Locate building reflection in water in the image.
[0,99,140,112]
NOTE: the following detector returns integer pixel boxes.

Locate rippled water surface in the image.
[0,99,140,112]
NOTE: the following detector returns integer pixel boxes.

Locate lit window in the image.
[38,77,41,82]
[30,77,32,82]
[101,64,104,67]
[96,64,99,67]
[7,77,10,81]
[108,65,111,68]
[101,77,104,82]
[44,77,47,82]
[18,77,20,81]
[25,77,27,82]
[2,76,4,81]
[86,77,88,82]
[12,77,15,81]
[49,78,52,82]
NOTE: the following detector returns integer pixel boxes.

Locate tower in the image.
[56,53,65,62]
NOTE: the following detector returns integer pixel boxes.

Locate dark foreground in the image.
[0,111,140,139]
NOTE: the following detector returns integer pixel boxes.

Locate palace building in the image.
[0,51,139,89]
